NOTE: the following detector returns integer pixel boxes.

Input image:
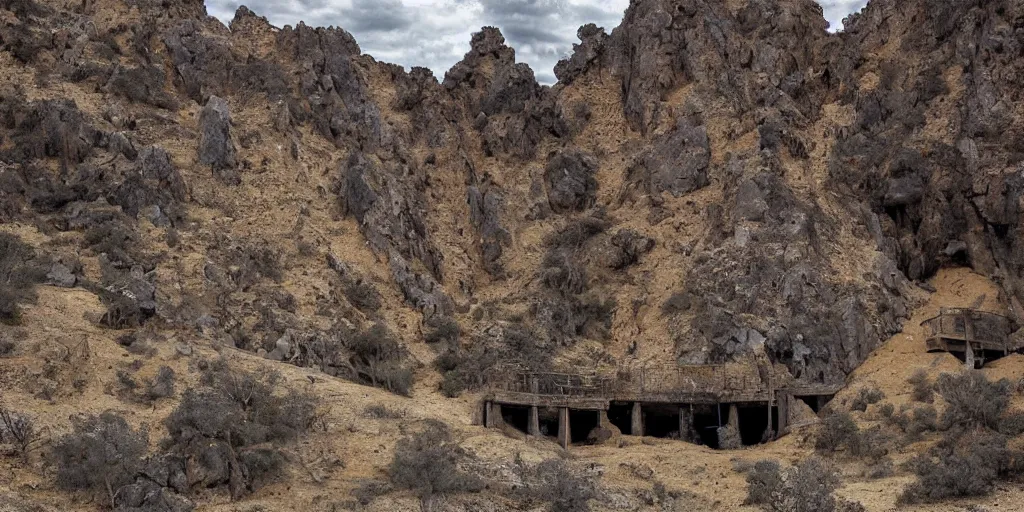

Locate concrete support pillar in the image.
[485,402,503,429]
[631,402,644,437]
[728,403,740,432]
[557,407,571,449]
[679,406,694,443]
[528,406,541,436]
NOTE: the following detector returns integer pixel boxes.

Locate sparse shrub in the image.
[389,420,483,499]
[0,333,14,356]
[865,458,895,479]
[0,233,47,325]
[363,404,405,419]
[898,431,1011,504]
[744,459,782,505]
[908,369,933,403]
[849,385,885,412]
[0,408,36,460]
[344,278,381,311]
[878,402,894,419]
[163,361,321,497]
[53,412,148,508]
[935,372,1011,431]
[83,220,144,269]
[848,425,892,462]
[518,459,596,512]
[718,425,741,450]
[424,315,460,345]
[99,294,145,330]
[816,410,858,453]
[347,324,413,396]
[744,457,863,512]
[998,411,1024,436]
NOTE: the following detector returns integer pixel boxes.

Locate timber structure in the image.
[921,308,1018,368]
[482,362,841,449]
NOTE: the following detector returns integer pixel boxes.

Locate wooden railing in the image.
[486,362,804,400]
[920,308,1015,350]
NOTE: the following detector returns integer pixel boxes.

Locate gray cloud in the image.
[205,1,868,84]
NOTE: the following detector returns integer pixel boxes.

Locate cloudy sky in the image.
[206,0,868,85]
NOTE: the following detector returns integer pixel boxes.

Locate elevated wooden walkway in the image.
[921,308,1018,367]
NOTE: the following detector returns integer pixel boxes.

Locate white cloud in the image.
[205,1,867,84]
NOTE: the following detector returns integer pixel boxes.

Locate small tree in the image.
[389,420,483,500]
[0,408,36,460]
[53,412,148,509]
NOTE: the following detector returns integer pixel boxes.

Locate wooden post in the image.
[777,394,790,436]
[679,405,693,443]
[728,404,740,432]
[631,402,644,437]
[528,406,541,436]
[558,407,571,449]
[486,402,503,429]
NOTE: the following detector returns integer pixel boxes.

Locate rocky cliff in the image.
[2,0,1024,507]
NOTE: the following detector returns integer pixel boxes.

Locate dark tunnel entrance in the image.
[796,395,833,413]
[737,404,778,446]
[692,404,722,448]
[570,410,601,444]
[538,407,559,438]
[500,405,530,434]
[642,403,681,439]
[608,402,634,435]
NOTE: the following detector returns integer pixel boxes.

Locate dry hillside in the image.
[2,0,1024,510]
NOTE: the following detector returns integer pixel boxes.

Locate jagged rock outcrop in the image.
[4,0,1024,409]
[198,96,238,184]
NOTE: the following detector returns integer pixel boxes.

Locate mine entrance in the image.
[692,404,722,448]
[737,404,777,446]
[500,405,530,434]
[537,407,559,438]
[570,410,601,444]
[796,395,833,413]
[608,402,635,435]
[642,403,681,439]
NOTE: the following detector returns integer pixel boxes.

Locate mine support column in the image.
[777,393,790,436]
[557,407,571,449]
[728,404,739,432]
[631,402,644,437]
[485,401,503,429]
[679,405,694,443]
[528,406,541,436]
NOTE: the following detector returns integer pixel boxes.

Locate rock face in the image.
[3,0,1024,398]
[198,96,238,184]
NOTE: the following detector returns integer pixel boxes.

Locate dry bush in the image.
[347,324,413,396]
[0,408,36,460]
[424,315,460,345]
[849,385,885,412]
[163,361,322,496]
[0,233,47,325]
[363,404,406,420]
[516,459,597,512]
[890,404,938,441]
[389,420,483,499]
[743,457,863,512]
[935,372,1011,431]
[899,431,1014,504]
[908,369,933,403]
[744,459,782,506]
[815,410,858,453]
[436,324,548,398]
[53,412,148,509]
[343,278,381,312]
